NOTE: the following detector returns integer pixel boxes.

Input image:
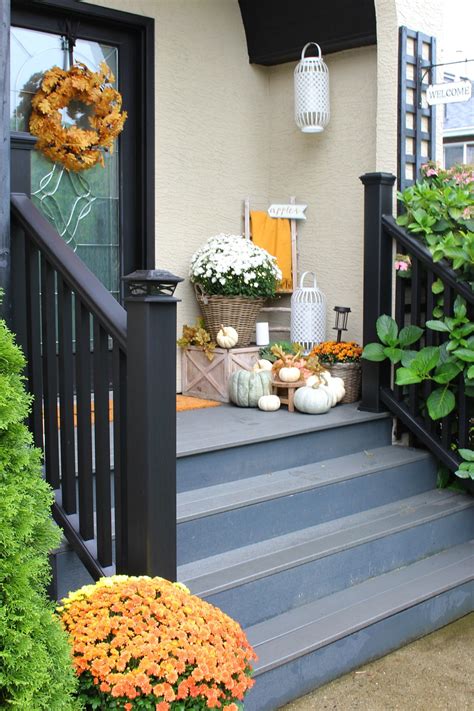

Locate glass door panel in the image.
[10,27,120,301]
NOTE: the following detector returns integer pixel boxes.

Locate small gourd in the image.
[258,394,281,412]
[253,358,273,373]
[216,325,238,349]
[294,383,332,414]
[278,367,301,383]
[229,370,272,407]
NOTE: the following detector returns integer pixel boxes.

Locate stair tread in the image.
[177,402,389,457]
[247,540,474,674]
[178,445,432,521]
[180,489,474,596]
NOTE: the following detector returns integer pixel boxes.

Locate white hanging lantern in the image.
[294,42,330,133]
[291,271,326,353]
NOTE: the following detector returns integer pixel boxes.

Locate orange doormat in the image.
[177,395,222,412]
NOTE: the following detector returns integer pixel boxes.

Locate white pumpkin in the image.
[253,358,273,373]
[278,367,301,383]
[216,325,238,349]
[306,371,331,387]
[258,394,281,412]
[319,383,338,407]
[294,384,332,414]
[330,376,346,403]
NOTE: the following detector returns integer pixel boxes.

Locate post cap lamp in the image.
[294,42,330,133]
[333,306,351,342]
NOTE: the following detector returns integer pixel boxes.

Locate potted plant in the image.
[58,575,256,710]
[190,234,282,346]
[309,341,362,403]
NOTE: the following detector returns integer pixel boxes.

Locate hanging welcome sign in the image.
[426,80,472,106]
[267,204,307,220]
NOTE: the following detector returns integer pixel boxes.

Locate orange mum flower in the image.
[309,340,362,364]
[58,575,256,709]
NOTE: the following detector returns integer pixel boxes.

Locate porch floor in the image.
[176,402,389,457]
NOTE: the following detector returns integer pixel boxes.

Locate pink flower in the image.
[394,260,409,271]
[462,207,472,219]
[425,168,438,177]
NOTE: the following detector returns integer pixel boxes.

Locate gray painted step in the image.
[244,541,474,710]
[177,403,391,491]
[177,446,436,563]
[181,490,474,626]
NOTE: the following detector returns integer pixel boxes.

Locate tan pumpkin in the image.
[278,367,301,383]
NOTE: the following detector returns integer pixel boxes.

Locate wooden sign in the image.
[426,80,472,106]
[268,203,307,220]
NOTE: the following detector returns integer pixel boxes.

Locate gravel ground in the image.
[280,613,474,710]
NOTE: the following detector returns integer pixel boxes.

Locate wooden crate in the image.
[181,345,260,402]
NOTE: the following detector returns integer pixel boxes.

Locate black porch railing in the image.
[359,173,474,473]
[10,193,181,586]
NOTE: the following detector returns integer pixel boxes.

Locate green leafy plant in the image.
[0,307,78,708]
[258,341,299,363]
[397,162,474,283]
[455,449,474,481]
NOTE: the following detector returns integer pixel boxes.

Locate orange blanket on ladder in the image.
[250,210,293,291]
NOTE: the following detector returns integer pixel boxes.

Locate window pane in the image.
[466,144,474,165]
[11,25,121,301]
[444,144,464,169]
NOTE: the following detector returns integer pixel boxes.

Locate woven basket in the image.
[194,284,265,347]
[327,362,361,403]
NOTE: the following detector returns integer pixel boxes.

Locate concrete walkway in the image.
[281,613,474,710]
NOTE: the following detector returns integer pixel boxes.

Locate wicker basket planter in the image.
[327,362,361,403]
[194,285,265,347]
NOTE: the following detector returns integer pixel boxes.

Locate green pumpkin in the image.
[229,370,272,407]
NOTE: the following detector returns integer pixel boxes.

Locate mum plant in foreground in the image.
[58,575,256,710]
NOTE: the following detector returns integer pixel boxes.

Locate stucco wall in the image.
[266,47,378,345]
[85,0,271,386]
[374,0,444,177]
[84,0,446,387]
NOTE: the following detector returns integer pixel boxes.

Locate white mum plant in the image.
[190,234,282,298]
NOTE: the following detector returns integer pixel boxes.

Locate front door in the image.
[10,0,154,302]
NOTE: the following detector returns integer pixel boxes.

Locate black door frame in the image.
[10,0,155,298]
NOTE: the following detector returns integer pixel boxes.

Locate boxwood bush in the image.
[0,311,77,708]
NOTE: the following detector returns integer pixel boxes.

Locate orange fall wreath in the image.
[29,61,127,172]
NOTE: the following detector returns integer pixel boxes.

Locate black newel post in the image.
[359,172,396,412]
[0,1,10,322]
[124,269,183,581]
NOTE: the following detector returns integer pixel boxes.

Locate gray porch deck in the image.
[177,402,389,457]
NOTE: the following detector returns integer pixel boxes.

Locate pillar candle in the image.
[256,322,270,346]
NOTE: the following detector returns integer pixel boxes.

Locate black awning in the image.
[238,0,376,66]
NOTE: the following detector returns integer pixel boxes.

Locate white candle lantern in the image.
[294,42,330,133]
[291,272,326,353]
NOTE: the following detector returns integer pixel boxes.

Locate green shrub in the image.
[0,314,78,708]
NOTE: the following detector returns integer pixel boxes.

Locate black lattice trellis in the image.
[398,26,437,194]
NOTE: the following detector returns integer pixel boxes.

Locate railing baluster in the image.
[93,319,112,567]
[394,250,407,403]
[113,344,127,573]
[409,258,422,418]
[25,240,43,450]
[40,257,60,488]
[441,286,454,451]
[425,271,435,347]
[57,275,76,514]
[75,297,94,540]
